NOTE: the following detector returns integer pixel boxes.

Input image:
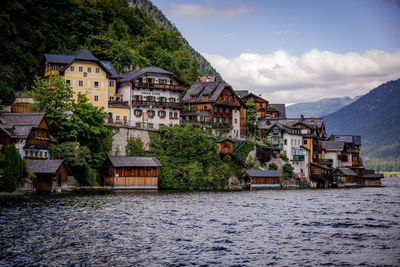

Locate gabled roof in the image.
[268,104,286,118]
[235,90,249,99]
[266,122,302,136]
[310,162,333,170]
[117,66,190,84]
[0,113,48,139]
[333,167,358,176]
[329,135,361,146]
[322,141,345,151]
[245,170,280,177]
[108,156,162,167]
[43,49,118,78]
[25,159,66,174]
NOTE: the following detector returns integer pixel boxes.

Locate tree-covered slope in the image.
[324,79,400,171]
[286,97,354,118]
[0,0,199,94]
[127,0,223,80]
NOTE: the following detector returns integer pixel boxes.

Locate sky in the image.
[151,0,400,104]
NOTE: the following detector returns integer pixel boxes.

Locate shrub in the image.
[269,162,278,170]
[282,163,294,179]
[280,153,289,162]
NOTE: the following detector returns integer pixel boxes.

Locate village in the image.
[0,49,383,194]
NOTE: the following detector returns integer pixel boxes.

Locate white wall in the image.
[232,108,241,138]
[325,151,340,169]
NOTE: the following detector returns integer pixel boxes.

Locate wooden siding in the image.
[216,140,234,155]
[33,164,69,191]
[104,176,158,188]
[11,103,35,113]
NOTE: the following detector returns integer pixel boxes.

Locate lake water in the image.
[1,178,399,266]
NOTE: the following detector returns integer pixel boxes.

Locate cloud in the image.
[203,49,400,103]
[390,26,400,37]
[168,2,255,19]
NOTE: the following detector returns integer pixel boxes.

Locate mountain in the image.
[286,97,354,118]
[127,0,222,80]
[324,79,400,171]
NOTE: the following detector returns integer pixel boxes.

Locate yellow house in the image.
[43,49,129,124]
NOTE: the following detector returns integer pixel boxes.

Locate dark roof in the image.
[118,66,173,83]
[25,160,65,174]
[99,61,120,78]
[333,168,358,176]
[44,49,117,77]
[182,81,242,105]
[322,141,345,151]
[44,54,75,64]
[72,49,99,61]
[269,104,286,118]
[310,162,333,170]
[330,135,361,146]
[362,173,384,179]
[215,138,234,143]
[266,122,302,135]
[108,156,162,167]
[235,90,249,98]
[0,113,45,126]
[240,92,268,104]
[245,170,281,177]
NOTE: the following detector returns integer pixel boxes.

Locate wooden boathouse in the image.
[361,170,384,187]
[332,167,359,188]
[104,156,162,190]
[25,159,70,192]
[243,170,281,189]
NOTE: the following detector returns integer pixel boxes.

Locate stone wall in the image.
[111,126,153,156]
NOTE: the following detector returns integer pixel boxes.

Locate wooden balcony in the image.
[108,100,129,108]
[219,100,242,108]
[132,82,185,91]
[131,100,184,109]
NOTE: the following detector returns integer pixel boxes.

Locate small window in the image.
[109,96,114,101]
[95,68,100,73]
[116,115,120,121]
[303,140,308,145]
[78,66,83,72]
[94,95,99,102]
[109,80,115,87]
[123,116,127,122]
[94,81,99,88]
[87,67,92,73]
[66,80,71,84]
[70,66,75,72]
[284,139,287,145]
[78,80,84,87]
[235,118,238,124]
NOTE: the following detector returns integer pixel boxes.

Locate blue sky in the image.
[152,0,400,103]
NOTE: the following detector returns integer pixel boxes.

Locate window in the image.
[158,110,166,118]
[314,169,321,175]
[95,68,100,73]
[78,80,84,87]
[174,112,178,119]
[134,109,142,117]
[116,115,120,121]
[94,81,99,88]
[235,119,238,124]
[148,110,155,118]
[284,139,287,145]
[87,67,92,73]
[110,80,115,87]
[66,80,70,84]
[303,140,308,145]
[94,95,99,102]
[70,66,75,72]
[78,66,83,72]
[159,79,167,84]
[291,139,293,146]
[109,96,114,101]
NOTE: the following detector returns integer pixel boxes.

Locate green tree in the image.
[246,98,258,137]
[269,162,278,170]
[1,144,23,192]
[30,73,75,141]
[0,80,15,106]
[282,163,294,180]
[126,137,145,156]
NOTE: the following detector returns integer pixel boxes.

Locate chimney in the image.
[300,114,304,121]
[135,65,140,71]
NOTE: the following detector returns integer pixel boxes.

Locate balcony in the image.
[181,109,211,117]
[292,155,305,161]
[219,100,242,108]
[181,120,212,126]
[131,100,184,109]
[133,82,185,91]
[108,100,129,108]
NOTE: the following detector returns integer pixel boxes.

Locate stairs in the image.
[233,140,248,167]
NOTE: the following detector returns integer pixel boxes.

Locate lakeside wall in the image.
[110,125,154,156]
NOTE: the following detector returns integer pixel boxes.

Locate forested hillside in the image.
[324,79,400,171]
[0,0,199,97]
[286,97,354,118]
[127,0,222,80]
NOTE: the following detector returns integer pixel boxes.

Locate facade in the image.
[264,123,309,180]
[215,138,234,155]
[309,162,333,188]
[321,141,345,169]
[25,159,70,192]
[329,135,362,168]
[361,170,383,187]
[235,91,269,119]
[0,113,54,159]
[117,66,188,129]
[43,49,129,123]
[332,167,359,188]
[243,170,281,189]
[104,156,162,190]
[182,81,247,138]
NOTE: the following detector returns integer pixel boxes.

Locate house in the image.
[265,104,287,119]
[0,113,54,159]
[181,81,247,138]
[242,170,281,189]
[332,167,359,188]
[360,170,383,187]
[264,123,309,180]
[329,135,362,168]
[309,162,333,188]
[43,49,129,124]
[235,90,269,119]
[321,140,345,169]
[117,66,188,129]
[104,156,162,190]
[25,159,70,192]
[215,138,234,155]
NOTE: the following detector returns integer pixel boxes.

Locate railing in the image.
[181,110,212,117]
[132,100,184,109]
[108,100,129,108]
[133,82,185,91]
[181,120,212,126]
[317,159,333,166]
